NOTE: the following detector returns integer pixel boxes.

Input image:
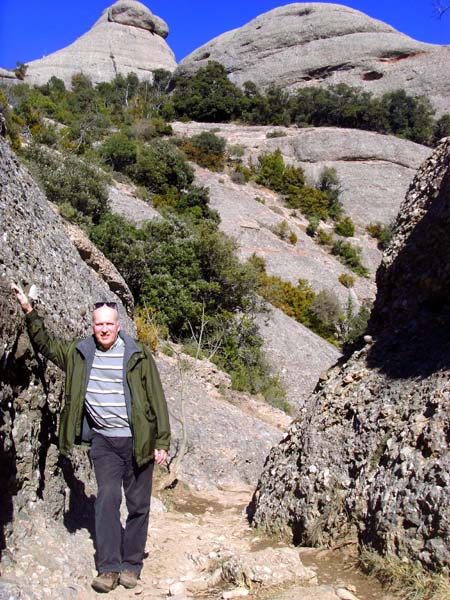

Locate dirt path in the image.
[75,486,396,600]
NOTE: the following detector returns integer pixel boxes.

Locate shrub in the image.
[256,148,285,191]
[133,139,194,193]
[366,221,393,250]
[172,61,244,122]
[266,129,286,138]
[308,289,341,341]
[317,166,343,221]
[230,170,247,185]
[89,213,147,297]
[135,306,168,351]
[287,185,330,219]
[25,144,109,224]
[270,220,291,241]
[331,240,369,277]
[334,216,355,237]
[181,130,226,170]
[211,315,288,409]
[432,113,450,146]
[340,298,372,350]
[338,273,355,288]
[317,228,334,246]
[288,231,298,245]
[306,216,320,237]
[227,144,245,159]
[99,132,137,172]
[32,122,59,147]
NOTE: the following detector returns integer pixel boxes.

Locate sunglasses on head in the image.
[93,302,118,311]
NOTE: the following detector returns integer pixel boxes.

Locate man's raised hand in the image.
[11,283,32,313]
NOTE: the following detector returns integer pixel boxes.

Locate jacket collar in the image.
[76,332,141,360]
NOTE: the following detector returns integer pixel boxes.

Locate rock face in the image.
[0,139,289,591]
[24,1,176,87]
[172,121,430,229]
[177,3,450,116]
[0,137,135,564]
[172,122,430,305]
[249,138,450,570]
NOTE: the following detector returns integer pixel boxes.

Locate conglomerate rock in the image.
[177,3,450,116]
[0,137,135,574]
[249,138,450,570]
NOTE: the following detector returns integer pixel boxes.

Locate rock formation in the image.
[24,1,176,87]
[177,3,450,116]
[249,138,450,569]
[172,121,430,228]
[0,135,135,557]
[0,138,288,593]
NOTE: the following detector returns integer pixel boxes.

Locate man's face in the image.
[92,306,120,350]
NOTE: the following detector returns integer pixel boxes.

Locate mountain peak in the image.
[23,1,176,87]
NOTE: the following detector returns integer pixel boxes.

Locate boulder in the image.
[24,1,176,87]
[177,3,450,116]
[249,138,450,570]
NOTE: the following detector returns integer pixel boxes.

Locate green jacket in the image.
[26,310,170,467]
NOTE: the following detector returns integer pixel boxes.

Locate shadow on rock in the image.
[367,164,450,379]
[61,456,96,538]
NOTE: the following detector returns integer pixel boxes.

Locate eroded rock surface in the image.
[177,3,450,116]
[250,138,450,570]
[24,1,176,87]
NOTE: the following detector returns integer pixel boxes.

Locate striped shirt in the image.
[85,336,131,437]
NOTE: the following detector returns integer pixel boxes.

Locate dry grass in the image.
[359,548,450,600]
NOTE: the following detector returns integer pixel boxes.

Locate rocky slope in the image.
[177,3,450,116]
[172,122,430,297]
[23,1,176,87]
[249,138,450,570]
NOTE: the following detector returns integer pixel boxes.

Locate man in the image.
[11,284,170,593]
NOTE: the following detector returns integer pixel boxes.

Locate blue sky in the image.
[0,0,448,70]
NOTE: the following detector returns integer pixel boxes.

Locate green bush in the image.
[99,133,137,172]
[317,228,334,246]
[133,139,194,193]
[308,289,341,341]
[335,216,355,237]
[25,144,109,224]
[317,167,343,221]
[432,114,450,146]
[211,316,288,410]
[331,240,369,277]
[306,216,320,237]
[172,61,243,122]
[338,273,355,288]
[180,130,226,170]
[270,220,290,240]
[366,221,393,250]
[255,148,285,191]
[287,186,330,219]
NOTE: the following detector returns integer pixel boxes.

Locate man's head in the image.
[92,303,120,350]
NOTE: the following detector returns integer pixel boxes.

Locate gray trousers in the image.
[90,433,154,575]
